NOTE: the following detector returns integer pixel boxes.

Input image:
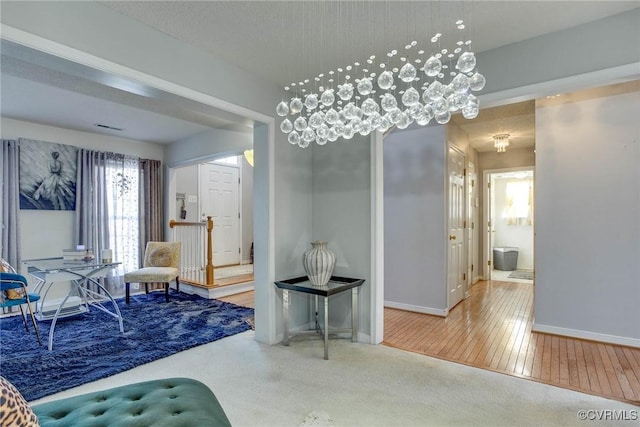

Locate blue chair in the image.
[1,272,43,346]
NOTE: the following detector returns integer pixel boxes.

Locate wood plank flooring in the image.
[218,290,254,308]
[217,282,640,404]
[383,280,640,405]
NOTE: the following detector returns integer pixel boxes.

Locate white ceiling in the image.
[1,1,637,146]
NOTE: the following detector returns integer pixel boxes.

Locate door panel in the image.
[201,163,240,266]
[448,145,465,309]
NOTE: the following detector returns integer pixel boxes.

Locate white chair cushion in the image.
[124,267,179,283]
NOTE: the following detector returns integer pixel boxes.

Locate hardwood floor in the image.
[218,290,254,308]
[384,280,640,405]
[217,282,640,404]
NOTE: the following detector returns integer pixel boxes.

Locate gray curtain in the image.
[138,159,164,259]
[75,149,110,257]
[138,159,164,291]
[1,139,21,268]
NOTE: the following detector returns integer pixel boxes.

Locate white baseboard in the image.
[384,301,448,317]
[532,323,640,348]
[172,281,254,299]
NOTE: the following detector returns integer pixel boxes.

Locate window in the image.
[105,156,139,276]
[502,179,533,226]
[212,155,238,165]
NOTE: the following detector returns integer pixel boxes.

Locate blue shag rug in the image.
[0,291,253,401]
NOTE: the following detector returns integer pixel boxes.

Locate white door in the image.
[200,163,240,267]
[447,144,466,309]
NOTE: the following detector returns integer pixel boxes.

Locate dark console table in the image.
[274,275,365,360]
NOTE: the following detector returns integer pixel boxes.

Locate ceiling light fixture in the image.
[493,133,510,153]
[276,19,486,148]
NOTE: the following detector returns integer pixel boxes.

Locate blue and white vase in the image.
[303,241,336,288]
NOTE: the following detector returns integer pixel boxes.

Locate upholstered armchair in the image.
[124,242,181,304]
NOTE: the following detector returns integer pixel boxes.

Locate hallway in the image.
[383,280,640,404]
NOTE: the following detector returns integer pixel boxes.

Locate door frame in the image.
[446,143,467,309]
[483,166,535,280]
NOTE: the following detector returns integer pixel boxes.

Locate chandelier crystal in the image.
[493,134,510,153]
[276,20,486,148]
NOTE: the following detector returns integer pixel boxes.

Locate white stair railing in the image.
[169,216,214,287]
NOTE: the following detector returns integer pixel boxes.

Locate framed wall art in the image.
[19,138,78,210]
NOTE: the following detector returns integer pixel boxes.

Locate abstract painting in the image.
[19,138,77,210]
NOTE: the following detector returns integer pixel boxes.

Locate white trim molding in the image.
[532,323,640,349]
[384,301,448,317]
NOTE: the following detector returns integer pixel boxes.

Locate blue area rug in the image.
[0,292,253,401]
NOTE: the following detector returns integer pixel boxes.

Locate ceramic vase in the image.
[303,241,336,288]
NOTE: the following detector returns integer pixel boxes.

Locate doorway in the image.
[173,153,254,276]
[484,167,535,282]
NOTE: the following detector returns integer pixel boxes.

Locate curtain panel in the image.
[1,140,21,267]
[76,149,140,293]
[138,159,164,291]
[138,159,164,260]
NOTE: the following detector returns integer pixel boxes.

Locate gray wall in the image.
[478,9,640,98]
[312,135,372,336]
[534,84,640,343]
[384,126,447,314]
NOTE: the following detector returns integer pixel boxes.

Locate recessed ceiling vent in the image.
[94,123,123,131]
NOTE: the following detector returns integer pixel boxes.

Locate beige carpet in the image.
[32,332,638,427]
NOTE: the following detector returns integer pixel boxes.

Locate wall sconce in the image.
[243,149,254,167]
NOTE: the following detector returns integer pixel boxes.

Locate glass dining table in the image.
[23,257,124,351]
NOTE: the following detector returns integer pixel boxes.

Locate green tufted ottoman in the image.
[32,378,232,427]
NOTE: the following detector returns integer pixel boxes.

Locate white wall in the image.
[384,126,447,315]
[165,128,252,168]
[174,164,200,222]
[534,83,640,345]
[240,156,253,264]
[1,117,163,263]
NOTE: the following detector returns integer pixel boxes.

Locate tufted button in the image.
[169,395,177,399]
[172,411,181,416]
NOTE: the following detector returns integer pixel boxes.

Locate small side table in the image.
[274,276,365,360]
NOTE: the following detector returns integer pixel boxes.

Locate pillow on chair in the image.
[146,247,173,267]
[0,376,40,427]
[0,259,25,300]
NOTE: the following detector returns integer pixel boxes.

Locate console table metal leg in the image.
[352,287,359,342]
[282,289,290,346]
[324,296,329,360]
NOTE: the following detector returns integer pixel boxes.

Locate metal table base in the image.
[276,276,364,360]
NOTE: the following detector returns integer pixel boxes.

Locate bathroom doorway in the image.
[484,167,535,283]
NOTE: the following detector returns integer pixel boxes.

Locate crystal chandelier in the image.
[493,134,510,153]
[276,20,486,148]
